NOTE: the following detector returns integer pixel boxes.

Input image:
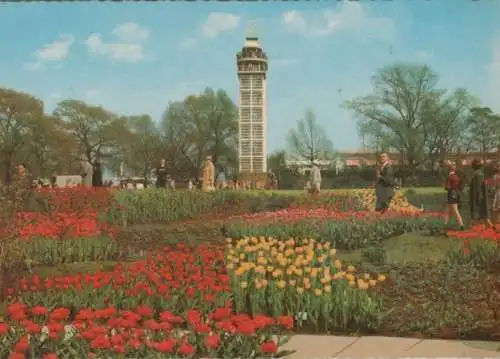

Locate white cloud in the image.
[23,34,74,71]
[203,12,240,38]
[282,2,394,40]
[84,23,149,63]
[37,34,74,61]
[112,22,149,43]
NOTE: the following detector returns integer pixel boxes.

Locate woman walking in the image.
[469,159,492,227]
[444,162,464,230]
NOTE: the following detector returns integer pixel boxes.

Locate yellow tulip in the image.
[266,265,274,272]
[234,267,245,276]
[304,281,311,289]
[346,273,355,282]
[225,238,232,244]
[255,266,266,274]
[261,279,268,286]
[251,237,259,244]
[240,281,248,289]
[314,288,323,296]
[288,279,296,286]
[296,287,304,294]
[324,285,332,293]
[310,269,318,277]
[334,259,342,269]
[347,265,356,273]
[277,280,286,289]
[304,267,312,273]
[286,268,294,276]
[317,255,325,264]
[226,263,234,270]
[329,248,337,256]
[324,242,331,249]
[369,279,377,287]
[294,269,303,276]
[295,247,304,254]
[239,253,245,259]
[348,280,356,287]
[272,269,283,277]
[363,273,371,280]
[357,279,369,290]
[378,274,386,282]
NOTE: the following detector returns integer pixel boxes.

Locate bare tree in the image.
[286,109,334,161]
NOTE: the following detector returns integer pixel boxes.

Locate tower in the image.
[236,24,268,174]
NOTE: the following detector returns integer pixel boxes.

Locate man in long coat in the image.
[469,158,491,226]
[202,156,215,192]
[375,153,396,213]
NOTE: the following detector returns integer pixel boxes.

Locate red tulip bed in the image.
[2,243,294,359]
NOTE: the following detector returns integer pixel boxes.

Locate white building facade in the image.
[236,34,268,173]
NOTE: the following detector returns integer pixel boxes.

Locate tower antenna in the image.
[246,20,258,40]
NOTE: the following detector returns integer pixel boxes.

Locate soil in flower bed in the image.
[372,263,500,341]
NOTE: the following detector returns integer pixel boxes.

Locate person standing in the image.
[92,160,103,187]
[443,162,464,229]
[490,162,500,224]
[216,169,227,190]
[202,156,215,192]
[469,158,492,226]
[80,157,93,187]
[155,159,168,189]
[375,153,396,213]
[310,159,322,194]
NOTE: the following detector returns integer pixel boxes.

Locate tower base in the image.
[238,172,268,190]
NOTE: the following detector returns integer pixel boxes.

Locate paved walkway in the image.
[282,335,500,358]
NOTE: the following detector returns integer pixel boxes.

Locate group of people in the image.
[155,156,218,192]
[443,158,500,229]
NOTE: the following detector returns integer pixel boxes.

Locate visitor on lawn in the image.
[443,161,464,230]
[491,162,500,224]
[155,158,168,189]
[309,159,322,194]
[469,158,492,227]
[202,156,215,192]
[375,152,396,214]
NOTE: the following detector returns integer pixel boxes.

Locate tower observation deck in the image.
[236,26,268,173]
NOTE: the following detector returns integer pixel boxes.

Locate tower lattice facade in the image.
[236,33,268,173]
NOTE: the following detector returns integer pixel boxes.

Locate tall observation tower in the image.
[236,24,268,174]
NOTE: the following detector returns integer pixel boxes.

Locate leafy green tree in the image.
[0,88,44,182]
[466,107,500,154]
[161,88,238,178]
[286,109,334,162]
[53,100,128,165]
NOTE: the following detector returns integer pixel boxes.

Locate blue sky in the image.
[0,1,498,152]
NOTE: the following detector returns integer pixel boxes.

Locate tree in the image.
[122,115,161,180]
[161,88,238,178]
[286,109,334,161]
[53,100,128,164]
[465,107,500,155]
[345,63,444,173]
[267,150,287,172]
[0,88,44,182]
[421,88,477,165]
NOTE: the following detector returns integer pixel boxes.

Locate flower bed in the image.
[224,210,444,250]
[1,303,292,358]
[226,237,385,331]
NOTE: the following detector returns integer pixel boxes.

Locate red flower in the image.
[236,320,256,335]
[31,306,48,316]
[50,307,70,321]
[136,305,153,318]
[8,353,25,359]
[153,339,176,353]
[43,354,58,359]
[260,340,278,354]
[91,335,111,350]
[205,333,220,349]
[278,315,294,329]
[178,343,195,356]
[14,337,29,353]
[0,323,8,335]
